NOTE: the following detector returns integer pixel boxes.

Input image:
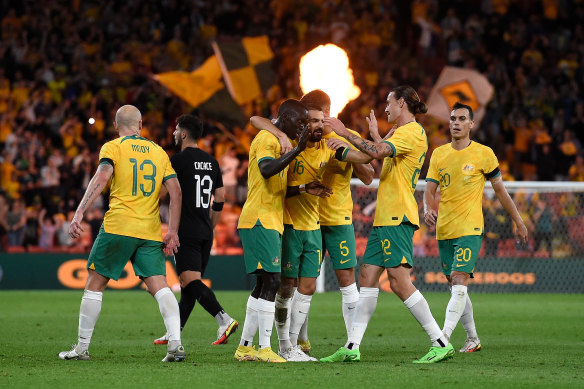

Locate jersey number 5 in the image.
[194,174,213,208]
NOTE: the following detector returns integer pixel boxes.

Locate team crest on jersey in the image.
[462,163,475,173]
[284,262,292,269]
[273,256,280,265]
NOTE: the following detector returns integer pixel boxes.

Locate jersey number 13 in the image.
[194,174,213,208]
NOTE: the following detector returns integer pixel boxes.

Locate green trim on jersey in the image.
[426,178,439,185]
[162,173,177,182]
[257,156,274,164]
[383,140,396,157]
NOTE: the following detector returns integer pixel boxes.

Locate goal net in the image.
[317,180,584,293]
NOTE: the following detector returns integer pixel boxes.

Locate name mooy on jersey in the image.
[194,162,213,170]
[131,144,150,153]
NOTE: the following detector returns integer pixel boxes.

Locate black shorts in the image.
[174,238,212,275]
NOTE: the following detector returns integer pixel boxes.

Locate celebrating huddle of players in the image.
[234,87,528,363]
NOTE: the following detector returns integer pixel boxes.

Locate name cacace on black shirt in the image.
[170,147,223,240]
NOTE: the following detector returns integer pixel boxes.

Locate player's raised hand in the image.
[326,137,350,150]
[69,211,84,239]
[423,208,437,227]
[514,221,528,247]
[366,110,382,142]
[324,117,349,137]
[306,181,333,198]
[296,124,311,151]
[163,231,180,256]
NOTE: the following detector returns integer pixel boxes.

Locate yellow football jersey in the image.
[99,135,176,241]
[426,141,500,239]
[374,121,428,228]
[319,130,360,226]
[238,130,288,234]
[285,139,336,230]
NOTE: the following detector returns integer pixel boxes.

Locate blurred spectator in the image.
[568,155,584,181]
[4,198,26,246]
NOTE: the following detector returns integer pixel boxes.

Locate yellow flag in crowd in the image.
[154,56,224,108]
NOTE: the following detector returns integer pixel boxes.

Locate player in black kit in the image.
[154,114,238,346]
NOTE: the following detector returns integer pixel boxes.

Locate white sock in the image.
[215,310,232,328]
[77,290,103,352]
[340,283,359,334]
[298,314,309,342]
[239,296,259,346]
[346,287,378,349]
[275,293,292,350]
[296,287,309,343]
[404,289,448,347]
[289,291,312,345]
[443,285,468,339]
[460,293,478,339]
[154,287,181,350]
[257,298,275,349]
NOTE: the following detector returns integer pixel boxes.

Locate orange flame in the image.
[299,44,361,117]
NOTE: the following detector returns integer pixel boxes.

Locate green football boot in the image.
[413,343,455,364]
[320,346,360,363]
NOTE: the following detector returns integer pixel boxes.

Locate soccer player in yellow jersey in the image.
[234,99,329,363]
[322,86,454,364]
[424,102,528,353]
[59,105,185,362]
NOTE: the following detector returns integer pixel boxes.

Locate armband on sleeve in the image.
[211,202,224,211]
[335,147,348,161]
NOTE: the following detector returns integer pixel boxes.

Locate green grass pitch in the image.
[1,291,583,388]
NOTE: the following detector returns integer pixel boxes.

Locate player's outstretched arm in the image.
[491,177,528,245]
[69,163,113,239]
[258,125,310,179]
[325,116,393,160]
[163,177,182,256]
[251,116,293,155]
[423,180,439,227]
[326,137,373,164]
[210,186,225,228]
[287,181,333,198]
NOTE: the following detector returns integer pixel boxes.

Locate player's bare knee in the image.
[278,277,296,298]
[298,278,316,295]
[451,271,470,286]
[336,268,356,287]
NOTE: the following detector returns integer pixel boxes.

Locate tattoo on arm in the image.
[346,134,392,157]
[81,182,102,212]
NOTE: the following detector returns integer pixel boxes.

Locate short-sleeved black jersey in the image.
[170,147,223,240]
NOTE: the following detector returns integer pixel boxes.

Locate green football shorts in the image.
[239,222,282,274]
[321,224,357,270]
[438,235,482,277]
[361,224,416,268]
[87,225,165,280]
[281,225,322,278]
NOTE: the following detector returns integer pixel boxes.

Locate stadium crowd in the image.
[1,0,584,256]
